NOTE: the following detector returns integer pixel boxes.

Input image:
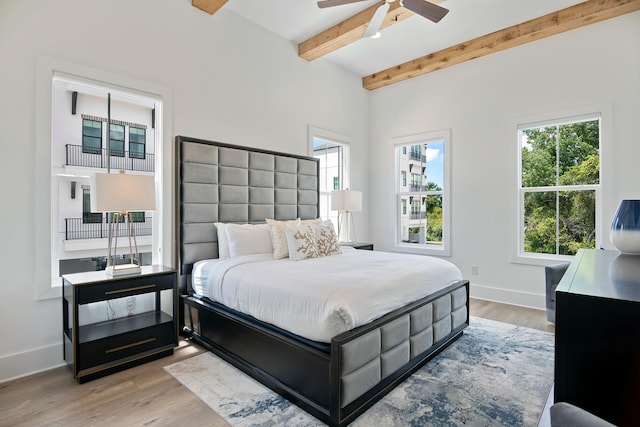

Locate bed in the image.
[175,135,469,426]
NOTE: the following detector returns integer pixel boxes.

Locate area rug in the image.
[164,316,554,426]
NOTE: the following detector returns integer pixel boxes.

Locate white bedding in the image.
[192,247,463,343]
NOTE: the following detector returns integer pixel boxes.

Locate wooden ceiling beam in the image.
[299,1,419,61]
[192,0,228,15]
[363,0,640,90]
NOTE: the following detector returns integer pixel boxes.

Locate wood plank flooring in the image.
[0,299,553,427]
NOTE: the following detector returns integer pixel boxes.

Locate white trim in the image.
[470,283,547,311]
[391,129,451,257]
[307,125,351,154]
[510,105,611,266]
[0,343,64,384]
[35,55,173,300]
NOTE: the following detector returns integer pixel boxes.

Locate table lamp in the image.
[91,170,155,276]
[331,189,362,243]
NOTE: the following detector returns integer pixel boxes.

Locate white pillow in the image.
[265,218,299,259]
[214,223,230,258]
[285,223,319,261]
[314,220,341,257]
[226,223,273,258]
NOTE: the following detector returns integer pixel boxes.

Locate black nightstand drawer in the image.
[78,318,174,370]
[77,273,175,304]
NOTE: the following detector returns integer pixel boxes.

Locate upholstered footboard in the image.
[182,280,469,427]
[330,281,468,425]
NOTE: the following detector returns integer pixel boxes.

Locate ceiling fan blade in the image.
[402,0,449,23]
[317,0,369,8]
[363,3,389,38]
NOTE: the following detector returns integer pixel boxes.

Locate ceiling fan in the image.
[317,0,449,38]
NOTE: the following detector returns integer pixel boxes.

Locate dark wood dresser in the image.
[554,249,640,426]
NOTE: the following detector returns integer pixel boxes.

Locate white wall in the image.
[0,0,368,381]
[369,12,640,308]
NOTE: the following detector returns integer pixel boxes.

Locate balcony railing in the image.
[409,152,427,163]
[410,184,427,192]
[410,212,426,220]
[65,144,155,172]
[65,215,153,240]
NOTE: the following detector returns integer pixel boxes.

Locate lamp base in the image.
[106,264,142,277]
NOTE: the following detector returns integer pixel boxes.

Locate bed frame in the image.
[175,135,469,426]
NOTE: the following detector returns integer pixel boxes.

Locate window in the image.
[129,211,145,223]
[41,68,164,300]
[82,119,102,154]
[107,211,144,223]
[411,173,422,191]
[129,127,146,159]
[394,130,450,256]
[310,127,350,230]
[109,123,125,157]
[518,115,600,257]
[82,188,102,224]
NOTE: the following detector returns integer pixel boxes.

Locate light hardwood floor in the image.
[0,299,553,427]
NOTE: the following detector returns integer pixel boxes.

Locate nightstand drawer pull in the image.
[105,337,157,354]
[105,284,156,295]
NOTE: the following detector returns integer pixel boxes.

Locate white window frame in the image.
[512,107,610,266]
[308,126,351,230]
[35,55,172,300]
[392,129,451,256]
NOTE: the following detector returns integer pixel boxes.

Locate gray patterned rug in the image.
[165,316,554,426]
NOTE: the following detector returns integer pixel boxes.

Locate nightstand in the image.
[341,242,374,251]
[62,265,177,383]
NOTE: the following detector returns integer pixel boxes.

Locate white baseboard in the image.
[0,343,65,384]
[470,283,547,311]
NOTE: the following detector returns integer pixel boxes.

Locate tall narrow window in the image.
[109,123,125,157]
[394,130,450,255]
[82,119,102,154]
[50,72,160,290]
[310,127,350,231]
[519,115,600,256]
[129,127,146,159]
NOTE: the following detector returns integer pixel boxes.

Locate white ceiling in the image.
[225,0,585,77]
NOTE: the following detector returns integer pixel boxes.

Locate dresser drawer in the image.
[77,321,174,370]
[77,272,175,304]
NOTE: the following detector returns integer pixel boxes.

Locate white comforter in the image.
[192,248,463,343]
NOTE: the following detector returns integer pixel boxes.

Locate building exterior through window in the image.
[51,73,159,282]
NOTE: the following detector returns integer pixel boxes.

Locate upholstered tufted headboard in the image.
[175,136,319,292]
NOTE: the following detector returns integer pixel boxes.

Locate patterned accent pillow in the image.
[266,218,300,259]
[284,224,319,261]
[315,220,341,257]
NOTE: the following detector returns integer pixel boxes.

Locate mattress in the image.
[192,247,463,342]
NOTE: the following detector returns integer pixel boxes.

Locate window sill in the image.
[393,243,450,257]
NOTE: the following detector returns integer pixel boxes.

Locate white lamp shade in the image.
[331,190,362,212]
[91,171,155,212]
